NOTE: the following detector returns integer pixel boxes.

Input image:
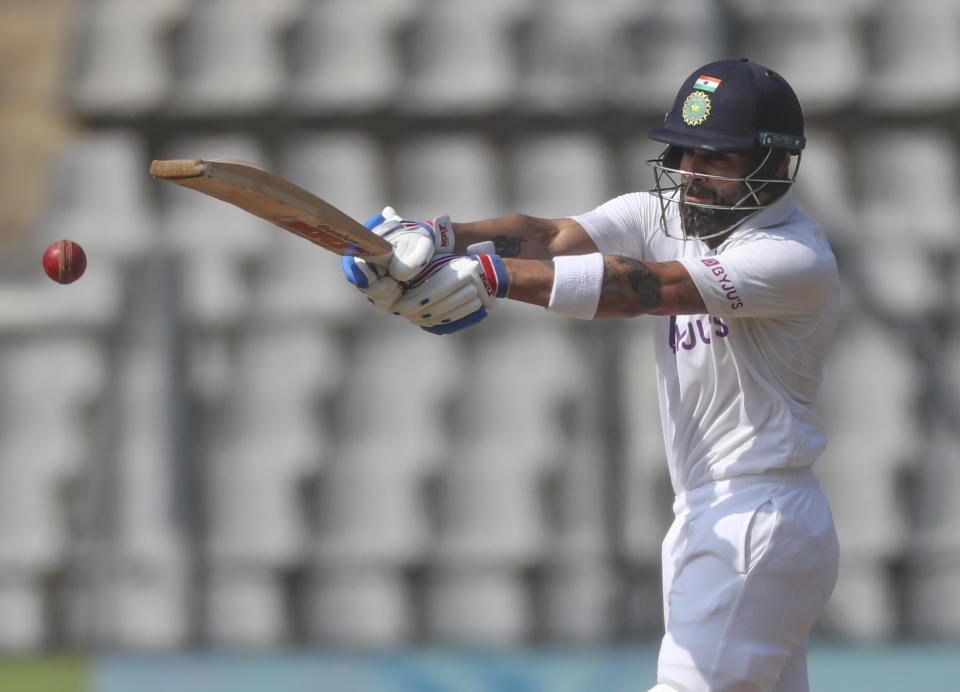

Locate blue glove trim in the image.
[364,213,385,230]
[421,307,488,335]
[489,254,509,298]
[341,213,389,288]
[341,256,370,288]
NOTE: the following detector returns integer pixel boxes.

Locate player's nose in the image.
[678,151,707,182]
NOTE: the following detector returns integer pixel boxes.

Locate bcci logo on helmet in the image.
[681,91,711,126]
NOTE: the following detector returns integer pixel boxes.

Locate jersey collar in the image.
[738,189,798,233]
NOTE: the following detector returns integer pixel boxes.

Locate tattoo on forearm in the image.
[492,235,526,258]
[604,256,662,309]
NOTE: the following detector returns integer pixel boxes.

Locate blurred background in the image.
[1,0,959,689]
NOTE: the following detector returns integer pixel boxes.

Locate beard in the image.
[679,180,754,240]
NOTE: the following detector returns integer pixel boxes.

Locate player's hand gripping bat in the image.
[148,158,392,258]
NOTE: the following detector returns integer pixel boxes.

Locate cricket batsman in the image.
[344,59,841,692]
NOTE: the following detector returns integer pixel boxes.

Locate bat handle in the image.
[361,213,393,268]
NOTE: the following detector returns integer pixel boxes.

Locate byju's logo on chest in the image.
[669,315,729,353]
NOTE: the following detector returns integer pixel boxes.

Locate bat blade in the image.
[149,158,391,257]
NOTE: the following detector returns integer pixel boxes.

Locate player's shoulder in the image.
[730,197,835,263]
[775,207,838,272]
[721,204,839,293]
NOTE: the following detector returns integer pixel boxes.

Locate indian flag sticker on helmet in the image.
[694,75,722,92]
[681,91,711,126]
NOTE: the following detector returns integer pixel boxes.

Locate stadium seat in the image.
[615,0,725,111]
[454,325,592,471]
[905,555,960,638]
[547,458,609,563]
[816,313,916,639]
[735,0,867,114]
[286,0,418,113]
[905,421,960,637]
[856,129,960,248]
[820,556,898,642]
[542,562,617,643]
[203,328,342,566]
[432,454,546,567]
[157,135,272,327]
[856,242,948,318]
[205,565,288,647]
[911,424,960,555]
[616,322,673,565]
[218,326,343,443]
[170,0,297,115]
[402,0,521,114]
[946,332,960,410]
[333,320,461,473]
[278,132,387,223]
[67,0,185,117]
[516,0,638,112]
[251,245,365,325]
[863,0,960,112]
[508,133,613,217]
[393,134,504,221]
[313,452,430,567]
[790,128,859,243]
[102,544,190,649]
[0,336,104,480]
[306,566,413,647]
[854,130,957,317]
[206,452,312,567]
[0,575,45,650]
[0,272,123,332]
[423,567,532,645]
[0,456,68,575]
[0,337,105,652]
[817,314,917,558]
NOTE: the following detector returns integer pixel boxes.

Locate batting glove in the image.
[393,253,509,334]
[341,206,455,288]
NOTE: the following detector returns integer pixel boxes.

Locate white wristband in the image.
[548,253,604,319]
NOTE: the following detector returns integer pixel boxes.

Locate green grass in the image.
[0,655,89,692]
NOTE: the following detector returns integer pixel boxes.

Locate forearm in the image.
[503,255,707,317]
[502,257,556,306]
[452,214,594,259]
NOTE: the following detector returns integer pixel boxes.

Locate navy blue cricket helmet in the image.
[649,58,805,154]
[646,59,806,241]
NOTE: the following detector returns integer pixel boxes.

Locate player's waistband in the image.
[673,468,820,514]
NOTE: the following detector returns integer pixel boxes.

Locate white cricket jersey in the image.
[572,190,840,494]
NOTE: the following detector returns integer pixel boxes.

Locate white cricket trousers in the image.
[657,470,839,692]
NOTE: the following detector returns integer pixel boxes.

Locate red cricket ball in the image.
[42,239,87,284]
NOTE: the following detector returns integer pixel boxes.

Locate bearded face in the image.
[678,178,755,240]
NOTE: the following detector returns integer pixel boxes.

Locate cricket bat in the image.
[149,158,392,257]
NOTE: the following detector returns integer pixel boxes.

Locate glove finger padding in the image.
[362,275,403,312]
[403,284,483,325]
[394,256,468,315]
[398,254,506,314]
[420,306,489,335]
[396,253,509,335]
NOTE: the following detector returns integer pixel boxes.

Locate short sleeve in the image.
[570,192,661,259]
[678,232,839,319]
